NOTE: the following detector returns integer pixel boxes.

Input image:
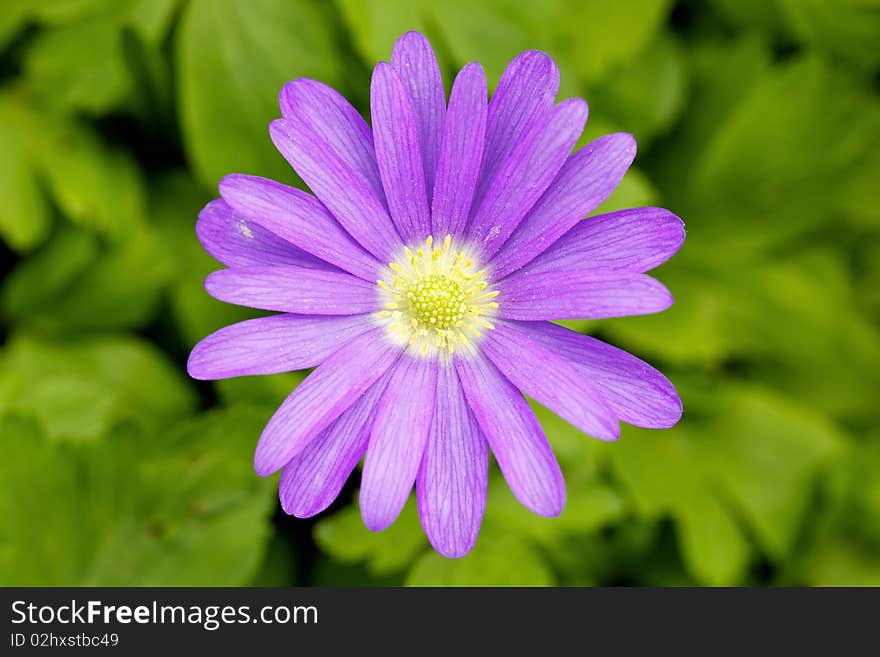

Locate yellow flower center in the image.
[376,235,499,358]
[406,273,466,331]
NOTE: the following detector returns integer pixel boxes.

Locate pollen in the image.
[407,274,467,330]
[375,235,499,359]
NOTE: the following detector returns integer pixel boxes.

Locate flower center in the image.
[376,235,499,358]
[406,273,466,331]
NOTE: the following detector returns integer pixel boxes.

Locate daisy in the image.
[187,31,684,558]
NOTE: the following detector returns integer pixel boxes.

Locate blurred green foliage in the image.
[0,0,878,586]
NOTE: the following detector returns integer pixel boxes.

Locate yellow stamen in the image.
[374,235,500,360]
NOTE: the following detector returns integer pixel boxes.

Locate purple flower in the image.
[187,31,684,558]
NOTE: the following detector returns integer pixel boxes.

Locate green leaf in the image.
[149,171,260,347]
[83,407,275,585]
[215,372,308,410]
[589,33,687,146]
[429,0,567,90]
[177,0,343,189]
[314,498,427,575]
[859,237,880,322]
[0,416,83,585]
[120,23,176,133]
[406,527,555,586]
[710,0,786,37]
[790,431,880,585]
[674,492,751,587]
[609,383,842,584]
[0,332,196,442]
[14,0,119,26]
[0,94,53,252]
[0,0,138,51]
[0,94,147,249]
[22,0,178,115]
[646,36,773,199]
[485,401,624,537]
[795,537,880,586]
[309,555,402,586]
[486,476,625,550]
[338,0,564,91]
[2,224,174,333]
[670,51,880,258]
[556,0,674,84]
[0,406,277,586]
[836,132,880,230]
[336,0,430,66]
[606,248,880,418]
[1,226,97,317]
[44,226,173,331]
[820,432,880,546]
[778,0,880,70]
[24,16,129,114]
[339,0,673,92]
[36,117,147,239]
[0,2,30,50]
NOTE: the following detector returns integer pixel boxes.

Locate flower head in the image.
[188,31,685,558]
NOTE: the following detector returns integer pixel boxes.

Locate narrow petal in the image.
[417,365,489,558]
[481,322,619,441]
[488,133,638,279]
[187,314,373,380]
[360,356,438,531]
[467,98,588,258]
[495,269,673,320]
[254,328,400,476]
[513,207,686,276]
[509,321,682,428]
[279,373,390,518]
[279,78,386,205]
[391,31,445,197]
[455,353,565,517]
[205,266,377,315]
[431,62,487,238]
[475,51,560,205]
[197,199,328,269]
[270,118,400,260]
[370,63,431,241]
[219,174,380,281]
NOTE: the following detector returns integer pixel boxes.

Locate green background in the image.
[1,0,878,586]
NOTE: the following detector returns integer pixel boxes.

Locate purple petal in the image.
[187,314,373,380]
[360,356,438,531]
[204,266,377,315]
[417,364,489,558]
[489,133,638,279]
[482,322,619,441]
[495,269,673,320]
[467,98,588,258]
[279,78,386,205]
[475,51,560,206]
[509,321,682,429]
[455,352,565,517]
[515,207,686,276]
[219,174,380,281]
[279,373,390,518]
[370,62,431,241]
[431,62,487,239]
[270,118,400,260]
[254,328,401,476]
[197,199,329,269]
[391,31,446,198]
